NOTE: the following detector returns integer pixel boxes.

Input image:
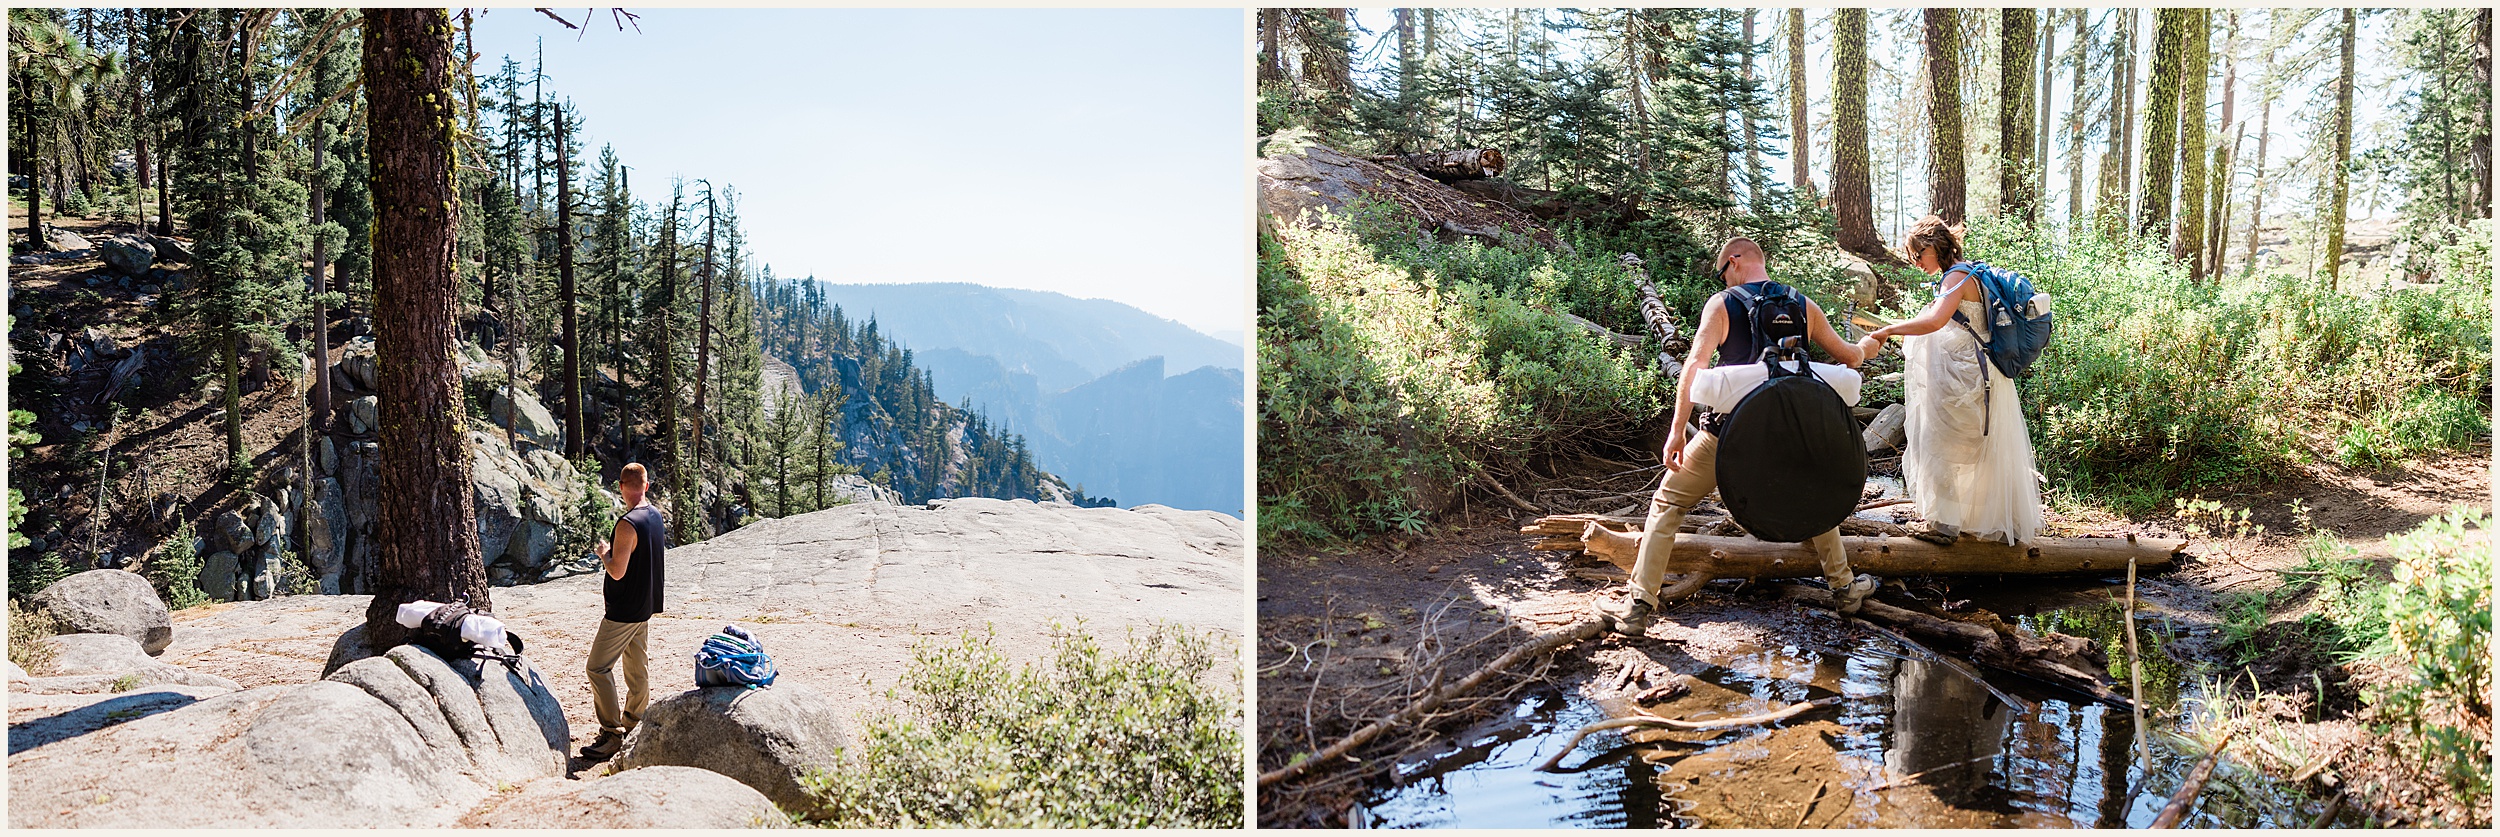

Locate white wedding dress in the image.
[1902,297,2042,544]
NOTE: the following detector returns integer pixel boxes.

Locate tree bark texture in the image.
[2069,9,2091,226]
[2207,11,2238,277]
[1925,9,1966,225]
[2119,10,2140,224]
[1789,8,1811,199]
[1741,9,1765,199]
[1831,9,1893,265]
[2246,92,2271,276]
[2001,8,2039,223]
[558,110,582,458]
[1527,516,2184,579]
[1258,9,1283,86]
[2137,10,2185,240]
[360,7,489,650]
[2324,8,2355,290]
[1377,149,1506,181]
[2176,9,2209,282]
[2475,8,2492,218]
[2099,12,2132,235]
[309,104,333,436]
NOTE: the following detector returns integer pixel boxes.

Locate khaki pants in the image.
[1627,431,1855,607]
[585,618,649,737]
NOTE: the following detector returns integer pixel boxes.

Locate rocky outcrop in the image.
[470,427,613,584]
[98,234,154,275]
[198,492,289,602]
[31,570,173,655]
[484,388,562,450]
[468,766,791,828]
[323,643,569,785]
[614,683,850,815]
[6,682,489,827]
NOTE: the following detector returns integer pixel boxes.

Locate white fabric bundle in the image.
[394,599,509,652]
[1687,360,1864,412]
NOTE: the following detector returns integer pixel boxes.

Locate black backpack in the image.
[1713,339,1869,543]
[1723,282,1811,365]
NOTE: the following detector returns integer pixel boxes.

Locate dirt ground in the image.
[1256,449,2491,827]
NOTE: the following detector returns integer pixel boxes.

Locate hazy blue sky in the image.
[470,8,1247,337]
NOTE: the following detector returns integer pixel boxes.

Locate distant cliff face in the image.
[810,283,1244,514]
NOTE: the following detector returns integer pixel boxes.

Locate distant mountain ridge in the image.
[809,282,1244,514]
[811,283,1244,392]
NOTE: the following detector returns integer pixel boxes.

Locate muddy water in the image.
[1356,585,2350,829]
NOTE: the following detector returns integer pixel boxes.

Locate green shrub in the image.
[2370,508,2491,807]
[144,520,208,610]
[8,599,59,674]
[1258,209,1674,542]
[1958,219,2490,508]
[802,623,1242,828]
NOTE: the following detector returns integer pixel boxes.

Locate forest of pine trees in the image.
[8,9,1065,602]
[1259,8,2491,283]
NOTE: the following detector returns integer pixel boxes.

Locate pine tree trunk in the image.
[691,192,717,533]
[309,108,333,435]
[2119,10,2140,222]
[1258,9,1283,87]
[2324,8,2354,290]
[222,334,243,461]
[2475,8,2492,218]
[1741,9,1764,200]
[2038,12,2055,211]
[2207,11,2238,276]
[1789,8,1811,199]
[1395,9,1416,98]
[2098,12,2131,235]
[1925,9,1967,224]
[25,93,46,252]
[2137,10,2185,240]
[155,132,173,236]
[558,113,582,458]
[2176,9,2208,281]
[1833,9,1893,264]
[2068,9,2090,227]
[360,7,489,650]
[2245,93,2271,276]
[2001,8,2039,223]
[1624,12,1649,212]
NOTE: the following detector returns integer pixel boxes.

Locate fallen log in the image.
[1621,253,1690,379]
[1258,618,1603,788]
[1536,695,1843,772]
[1522,514,2184,580]
[1772,582,2133,709]
[1370,148,1506,181]
[2149,728,2239,828]
[1522,511,1911,547]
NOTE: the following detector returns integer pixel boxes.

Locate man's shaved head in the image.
[1718,237,1765,265]
[1716,237,1769,285]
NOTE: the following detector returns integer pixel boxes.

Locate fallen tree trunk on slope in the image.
[1769,582,2135,708]
[1523,514,2185,579]
[1368,149,1506,182]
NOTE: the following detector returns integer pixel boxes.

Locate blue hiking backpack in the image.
[694,624,778,689]
[1946,261,2054,379]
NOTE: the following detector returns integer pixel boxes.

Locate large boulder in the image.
[471,433,529,565]
[198,551,242,601]
[97,235,155,275]
[613,683,851,816]
[467,767,791,828]
[5,685,237,752]
[334,336,378,392]
[31,570,174,655]
[347,395,379,435]
[484,387,561,449]
[5,682,486,827]
[145,234,192,263]
[330,643,569,784]
[45,226,92,252]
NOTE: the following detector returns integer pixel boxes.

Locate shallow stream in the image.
[1354,581,2355,829]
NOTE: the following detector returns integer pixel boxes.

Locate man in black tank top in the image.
[582,462,666,760]
[1594,238,1885,634]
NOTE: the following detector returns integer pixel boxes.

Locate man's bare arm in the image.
[1804,298,1867,368]
[603,518,635,581]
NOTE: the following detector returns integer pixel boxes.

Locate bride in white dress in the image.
[1857,215,2042,545]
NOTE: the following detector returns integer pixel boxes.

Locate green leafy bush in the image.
[144,520,208,610]
[1954,219,2491,508]
[1258,209,1675,542]
[802,623,1242,828]
[2370,508,2491,807]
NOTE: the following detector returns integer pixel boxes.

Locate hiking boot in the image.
[1595,591,1655,636]
[581,729,625,761]
[1834,574,1881,615]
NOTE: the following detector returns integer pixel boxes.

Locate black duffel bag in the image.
[1714,340,1868,543]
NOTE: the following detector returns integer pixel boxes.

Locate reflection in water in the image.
[1359,590,2335,829]
[1886,657,2010,806]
